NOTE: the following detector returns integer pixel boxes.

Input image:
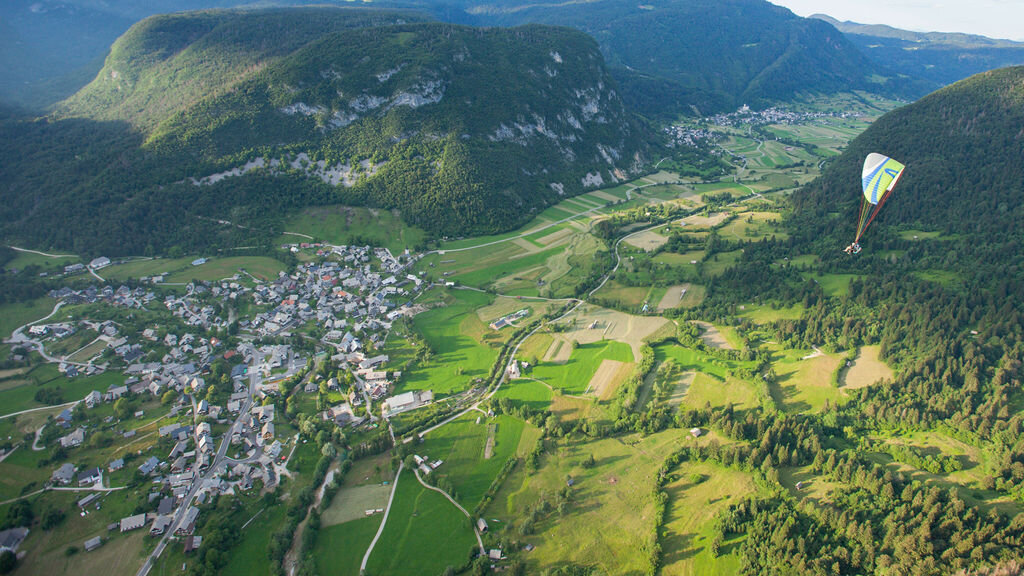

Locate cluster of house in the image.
[164,291,226,330]
[49,284,156,308]
[245,247,421,343]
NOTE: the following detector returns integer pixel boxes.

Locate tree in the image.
[161,390,177,405]
[404,454,418,470]
[0,551,15,574]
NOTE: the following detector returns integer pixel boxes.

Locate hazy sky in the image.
[769,0,1024,41]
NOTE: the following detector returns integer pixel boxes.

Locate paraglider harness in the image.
[843,242,862,255]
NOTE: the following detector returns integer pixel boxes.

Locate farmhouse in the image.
[0,528,29,554]
[52,463,76,485]
[84,536,103,552]
[119,513,147,533]
[381,390,434,418]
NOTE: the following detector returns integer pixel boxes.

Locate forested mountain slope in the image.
[0,8,648,256]
[789,65,1024,279]
[446,0,927,114]
[813,14,1024,88]
[679,66,1024,575]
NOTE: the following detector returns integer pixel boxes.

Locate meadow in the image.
[283,205,427,253]
[659,461,758,576]
[364,469,478,576]
[387,288,500,396]
[419,413,525,509]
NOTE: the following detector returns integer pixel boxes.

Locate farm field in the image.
[660,461,759,576]
[0,366,123,418]
[493,377,553,412]
[531,340,633,396]
[364,469,478,576]
[554,304,669,360]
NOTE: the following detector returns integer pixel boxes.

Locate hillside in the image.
[446,0,926,114]
[789,65,1024,278]
[813,14,1024,87]
[0,9,649,255]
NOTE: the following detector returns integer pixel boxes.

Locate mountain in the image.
[1,0,929,116]
[0,8,649,256]
[789,65,1024,279]
[812,14,1024,87]
[441,0,927,114]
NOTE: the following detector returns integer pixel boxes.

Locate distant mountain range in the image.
[812,14,1024,87]
[0,8,648,255]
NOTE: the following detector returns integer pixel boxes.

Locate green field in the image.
[769,346,846,413]
[484,431,683,574]
[389,289,500,396]
[0,297,57,339]
[0,365,124,418]
[284,205,427,253]
[365,469,478,576]
[531,340,633,395]
[221,500,288,576]
[492,377,553,412]
[803,272,859,297]
[419,413,525,509]
[100,257,193,281]
[660,461,758,576]
[4,251,80,273]
[738,303,805,324]
[314,515,382,576]
[166,256,287,283]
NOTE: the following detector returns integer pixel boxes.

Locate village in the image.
[2,241,447,561]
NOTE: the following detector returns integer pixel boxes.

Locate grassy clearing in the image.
[517,332,554,366]
[0,297,57,339]
[702,249,743,278]
[593,279,655,311]
[531,340,633,395]
[484,431,684,575]
[770,347,845,413]
[653,344,759,411]
[220,498,288,576]
[420,414,524,509]
[654,251,705,266]
[314,515,382,576]
[4,251,80,272]
[166,256,286,283]
[841,345,893,389]
[660,461,758,576]
[365,469,478,576]
[802,273,858,297]
[284,205,427,253]
[717,212,788,242]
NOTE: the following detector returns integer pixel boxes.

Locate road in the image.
[137,362,257,576]
[360,461,404,573]
[8,246,75,258]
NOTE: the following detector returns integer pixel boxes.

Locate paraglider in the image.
[844,153,906,254]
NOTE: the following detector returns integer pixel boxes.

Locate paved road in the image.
[137,364,256,576]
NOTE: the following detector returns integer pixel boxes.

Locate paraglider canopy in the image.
[852,153,905,246]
